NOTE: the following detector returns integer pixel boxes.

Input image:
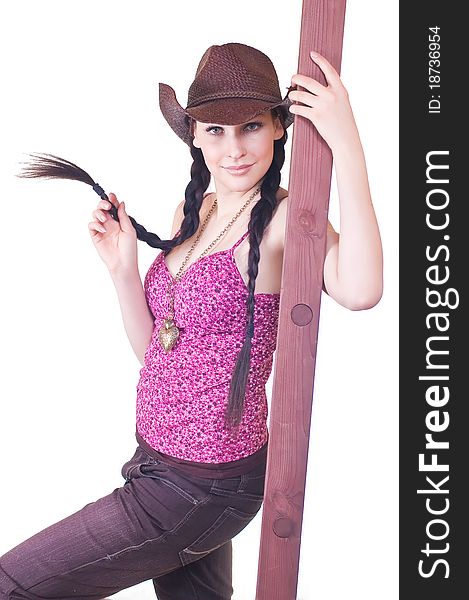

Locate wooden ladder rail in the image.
[256,1,347,598]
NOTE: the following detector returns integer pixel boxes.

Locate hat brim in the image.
[159,83,293,146]
[186,97,293,126]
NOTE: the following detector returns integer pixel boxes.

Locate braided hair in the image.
[19,108,288,428]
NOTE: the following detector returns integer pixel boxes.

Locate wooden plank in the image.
[256,1,347,598]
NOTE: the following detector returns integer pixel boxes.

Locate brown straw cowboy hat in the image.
[159,42,294,146]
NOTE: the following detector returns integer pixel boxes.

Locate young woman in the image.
[0,43,382,600]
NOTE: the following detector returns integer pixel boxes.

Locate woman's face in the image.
[192,111,285,195]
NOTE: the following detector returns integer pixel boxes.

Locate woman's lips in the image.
[223,164,254,175]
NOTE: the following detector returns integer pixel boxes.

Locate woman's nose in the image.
[226,135,247,159]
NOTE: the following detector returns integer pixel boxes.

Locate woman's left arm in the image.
[289,51,383,310]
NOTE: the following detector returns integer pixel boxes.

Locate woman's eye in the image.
[205,122,262,135]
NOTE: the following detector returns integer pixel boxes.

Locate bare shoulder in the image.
[268,187,289,252]
[170,199,185,238]
[170,192,215,238]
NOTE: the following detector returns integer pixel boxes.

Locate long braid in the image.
[224,122,288,428]
[131,143,210,252]
[165,143,211,255]
[18,145,210,254]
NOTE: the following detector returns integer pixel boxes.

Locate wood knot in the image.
[297,209,317,235]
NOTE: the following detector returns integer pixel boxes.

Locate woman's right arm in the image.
[109,267,155,366]
[89,193,154,365]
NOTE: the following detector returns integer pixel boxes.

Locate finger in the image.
[98,199,112,211]
[92,209,108,223]
[117,201,135,234]
[309,51,341,83]
[106,192,121,223]
[291,73,327,96]
[289,89,320,108]
[288,104,314,120]
[88,221,106,235]
[108,192,119,208]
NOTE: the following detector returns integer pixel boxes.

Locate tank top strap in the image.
[230,229,250,253]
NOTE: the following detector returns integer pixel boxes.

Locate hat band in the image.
[186,91,283,109]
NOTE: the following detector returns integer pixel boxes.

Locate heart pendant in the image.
[158,317,180,352]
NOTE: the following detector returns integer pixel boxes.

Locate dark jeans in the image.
[0,445,266,599]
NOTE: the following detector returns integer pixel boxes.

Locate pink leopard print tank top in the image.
[135,219,281,463]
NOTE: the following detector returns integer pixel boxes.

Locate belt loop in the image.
[238,473,249,493]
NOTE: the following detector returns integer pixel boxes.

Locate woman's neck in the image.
[212,182,263,221]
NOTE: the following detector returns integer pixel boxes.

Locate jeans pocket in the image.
[121,447,213,505]
[179,506,256,566]
[210,471,266,502]
[210,476,244,498]
[139,469,199,505]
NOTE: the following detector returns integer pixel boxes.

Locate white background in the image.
[0,1,398,598]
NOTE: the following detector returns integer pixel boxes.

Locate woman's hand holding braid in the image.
[88,193,138,274]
